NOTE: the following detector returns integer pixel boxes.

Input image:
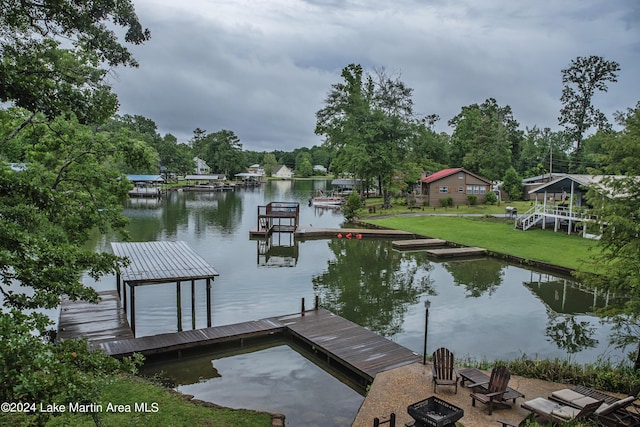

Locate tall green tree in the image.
[262,152,278,177]
[316,64,416,207]
[502,166,523,201]
[448,98,522,181]
[192,129,244,177]
[558,55,620,162]
[1,2,149,422]
[575,102,640,371]
[0,0,150,126]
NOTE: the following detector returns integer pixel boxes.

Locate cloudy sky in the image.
[110,0,640,152]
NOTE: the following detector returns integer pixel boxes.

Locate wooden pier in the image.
[58,290,134,343]
[95,308,419,386]
[425,247,487,257]
[280,309,420,383]
[295,226,414,239]
[391,238,446,250]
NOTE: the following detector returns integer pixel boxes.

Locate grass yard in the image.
[364,215,600,272]
[2,375,272,427]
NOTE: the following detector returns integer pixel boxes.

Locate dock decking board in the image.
[58,290,134,343]
[425,247,487,257]
[391,238,446,249]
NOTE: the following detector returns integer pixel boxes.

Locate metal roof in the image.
[111,241,219,285]
[126,174,164,183]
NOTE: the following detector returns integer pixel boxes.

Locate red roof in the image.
[421,168,464,184]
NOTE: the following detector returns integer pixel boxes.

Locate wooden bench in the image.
[459,367,525,404]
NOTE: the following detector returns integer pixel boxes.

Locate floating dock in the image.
[58,290,134,344]
[295,226,414,239]
[425,247,487,257]
[391,238,446,250]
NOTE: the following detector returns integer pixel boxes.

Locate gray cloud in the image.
[110,0,640,151]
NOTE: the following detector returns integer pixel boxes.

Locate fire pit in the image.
[407,396,464,427]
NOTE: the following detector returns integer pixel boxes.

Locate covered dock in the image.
[517,174,603,236]
[111,241,219,335]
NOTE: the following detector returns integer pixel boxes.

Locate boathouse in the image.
[110,241,219,335]
[126,174,164,198]
[517,174,610,236]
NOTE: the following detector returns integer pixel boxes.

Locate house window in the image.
[458,186,464,192]
[439,186,448,193]
[466,185,485,194]
[458,172,464,179]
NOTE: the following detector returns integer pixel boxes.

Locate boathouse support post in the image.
[130,284,136,336]
[191,280,196,330]
[116,272,121,298]
[423,300,431,365]
[206,278,212,327]
[177,281,182,332]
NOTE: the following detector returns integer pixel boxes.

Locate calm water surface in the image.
[85,180,626,426]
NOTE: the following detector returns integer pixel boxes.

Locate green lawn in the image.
[2,375,272,427]
[364,215,600,272]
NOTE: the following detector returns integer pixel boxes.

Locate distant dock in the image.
[391,238,446,250]
[250,224,415,239]
[425,247,487,257]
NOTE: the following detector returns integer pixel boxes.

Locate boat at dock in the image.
[310,190,344,207]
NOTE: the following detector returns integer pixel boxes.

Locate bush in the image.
[485,191,498,205]
[467,195,478,206]
[439,197,453,207]
[342,192,363,221]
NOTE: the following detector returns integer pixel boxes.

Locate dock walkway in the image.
[58,290,134,344]
[89,308,418,385]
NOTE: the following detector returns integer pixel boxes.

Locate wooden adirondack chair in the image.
[431,347,459,393]
[470,365,512,415]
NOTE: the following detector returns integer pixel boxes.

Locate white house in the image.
[313,165,328,174]
[272,165,294,180]
[194,157,210,174]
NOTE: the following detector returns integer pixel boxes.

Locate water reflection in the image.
[312,239,436,338]
[545,312,598,354]
[442,257,505,297]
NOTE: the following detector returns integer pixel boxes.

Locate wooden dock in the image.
[295,226,415,239]
[425,247,487,257]
[95,308,419,385]
[280,309,420,383]
[58,290,134,343]
[98,318,285,357]
[391,238,446,250]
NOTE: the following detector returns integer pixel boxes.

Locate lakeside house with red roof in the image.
[420,168,493,206]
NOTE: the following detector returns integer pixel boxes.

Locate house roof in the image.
[421,168,491,184]
[126,174,164,183]
[528,174,614,194]
[273,165,291,174]
[184,174,226,181]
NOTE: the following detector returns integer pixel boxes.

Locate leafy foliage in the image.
[342,191,363,221]
[502,167,523,201]
[558,55,620,158]
[574,102,640,369]
[0,0,150,123]
[316,64,417,207]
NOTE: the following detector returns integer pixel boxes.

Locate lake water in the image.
[84,179,626,426]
